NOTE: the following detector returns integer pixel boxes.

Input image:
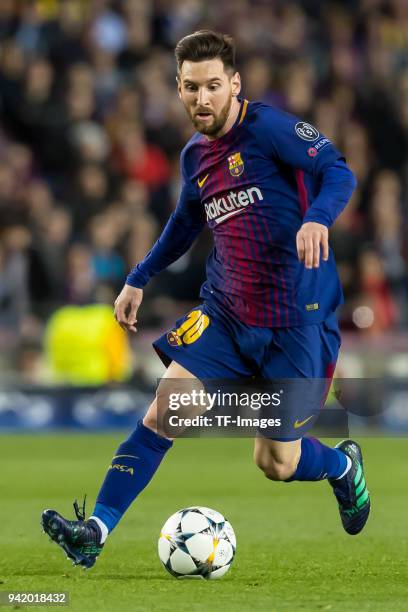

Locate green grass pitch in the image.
[0,435,407,611]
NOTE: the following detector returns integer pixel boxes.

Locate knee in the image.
[142,413,170,440]
[143,402,174,441]
[254,451,299,482]
[142,397,157,432]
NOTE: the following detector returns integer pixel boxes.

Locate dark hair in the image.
[175,30,236,74]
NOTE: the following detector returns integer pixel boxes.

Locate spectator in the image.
[69,163,110,236]
[88,212,126,291]
[111,122,170,190]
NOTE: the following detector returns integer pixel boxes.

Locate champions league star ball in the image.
[158,507,236,579]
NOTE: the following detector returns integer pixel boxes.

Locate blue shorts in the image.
[153,301,341,439]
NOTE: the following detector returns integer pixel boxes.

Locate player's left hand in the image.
[296,222,329,269]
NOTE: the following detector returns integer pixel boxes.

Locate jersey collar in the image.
[200,98,249,145]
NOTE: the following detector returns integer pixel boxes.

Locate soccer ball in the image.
[158,506,236,579]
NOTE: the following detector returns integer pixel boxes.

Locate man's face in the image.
[178,58,241,137]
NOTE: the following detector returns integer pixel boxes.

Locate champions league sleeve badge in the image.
[295,122,319,142]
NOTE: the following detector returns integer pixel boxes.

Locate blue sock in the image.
[91,420,172,533]
[287,437,348,481]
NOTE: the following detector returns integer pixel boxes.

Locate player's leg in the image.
[143,360,209,438]
[41,360,197,569]
[89,360,199,536]
[255,312,370,535]
[85,303,251,553]
[253,438,301,481]
[41,303,252,568]
[253,436,349,482]
[254,434,370,535]
[254,437,301,480]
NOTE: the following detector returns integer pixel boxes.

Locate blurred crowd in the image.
[0,0,407,381]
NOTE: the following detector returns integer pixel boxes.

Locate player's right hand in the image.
[114,284,143,333]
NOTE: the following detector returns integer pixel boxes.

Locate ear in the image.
[176,75,182,99]
[231,71,241,97]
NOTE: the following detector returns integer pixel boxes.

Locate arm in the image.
[297,159,357,268]
[259,108,357,267]
[115,158,206,332]
[303,159,357,228]
[126,197,206,288]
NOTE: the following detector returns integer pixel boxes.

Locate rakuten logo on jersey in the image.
[204,186,264,224]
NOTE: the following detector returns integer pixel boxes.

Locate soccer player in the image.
[42,30,370,568]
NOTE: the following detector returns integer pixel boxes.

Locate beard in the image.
[187,96,232,137]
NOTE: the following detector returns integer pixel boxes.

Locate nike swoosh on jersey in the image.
[197,174,209,188]
[293,415,315,429]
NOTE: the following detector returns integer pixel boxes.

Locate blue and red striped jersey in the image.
[127,99,356,327]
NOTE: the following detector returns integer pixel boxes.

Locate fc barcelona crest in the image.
[228,152,244,177]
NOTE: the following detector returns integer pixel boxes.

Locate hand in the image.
[114,285,143,333]
[296,222,329,269]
